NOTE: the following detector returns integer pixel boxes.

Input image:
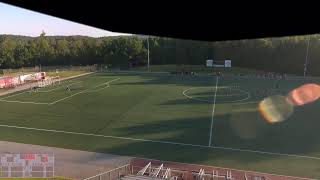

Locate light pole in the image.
[147,36,150,72]
[304,35,311,77]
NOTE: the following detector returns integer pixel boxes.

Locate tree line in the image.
[0,32,319,75]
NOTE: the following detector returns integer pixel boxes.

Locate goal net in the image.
[37,76,60,88]
[38,78,53,88]
[51,76,61,85]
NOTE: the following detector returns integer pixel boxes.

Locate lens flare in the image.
[287,83,320,106]
[230,105,267,139]
[259,95,294,124]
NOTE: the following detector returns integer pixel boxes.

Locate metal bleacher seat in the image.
[122,162,171,180]
[121,174,166,180]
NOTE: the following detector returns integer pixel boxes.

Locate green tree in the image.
[0,38,17,68]
[14,42,31,67]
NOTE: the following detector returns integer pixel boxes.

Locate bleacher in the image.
[84,161,269,180]
[121,162,174,180]
[121,174,168,180]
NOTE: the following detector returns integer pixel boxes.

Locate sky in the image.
[0,2,131,37]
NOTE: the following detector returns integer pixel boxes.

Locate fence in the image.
[0,66,39,76]
[83,164,131,180]
[42,65,98,72]
[0,65,98,77]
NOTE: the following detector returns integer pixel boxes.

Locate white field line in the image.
[182,87,250,104]
[0,78,120,106]
[49,89,89,105]
[49,78,120,105]
[2,81,81,98]
[0,124,207,148]
[0,123,320,161]
[195,93,248,97]
[92,78,120,88]
[213,146,320,160]
[231,100,259,105]
[84,84,110,93]
[0,91,28,100]
[0,99,50,105]
[0,72,95,98]
[0,81,83,105]
[84,78,120,93]
[208,76,219,147]
[37,81,82,93]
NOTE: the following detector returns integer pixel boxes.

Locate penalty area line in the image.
[0,91,28,100]
[49,78,120,105]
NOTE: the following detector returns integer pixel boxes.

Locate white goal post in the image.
[36,76,60,88]
[225,60,232,67]
[38,78,53,87]
[51,76,61,85]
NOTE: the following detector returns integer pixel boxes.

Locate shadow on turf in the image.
[89,106,320,165]
[90,73,320,156]
[158,95,253,105]
[95,72,218,87]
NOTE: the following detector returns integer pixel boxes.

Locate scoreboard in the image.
[206,59,232,68]
[0,153,54,178]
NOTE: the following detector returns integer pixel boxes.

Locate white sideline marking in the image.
[0,124,207,148]
[0,99,50,105]
[213,146,320,160]
[208,76,219,147]
[0,91,28,100]
[0,123,320,161]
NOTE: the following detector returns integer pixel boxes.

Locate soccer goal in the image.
[37,78,53,88]
[37,76,61,88]
[51,76,61,85]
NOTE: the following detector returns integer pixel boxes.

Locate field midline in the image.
[0,123,319,161]
[208,76,219,147]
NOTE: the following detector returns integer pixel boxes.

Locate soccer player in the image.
[275,79,280,90]
[30,86,37,93]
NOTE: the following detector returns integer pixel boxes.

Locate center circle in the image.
[183,86,250,103]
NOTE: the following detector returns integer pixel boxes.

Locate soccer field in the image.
[0,72,319,178]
